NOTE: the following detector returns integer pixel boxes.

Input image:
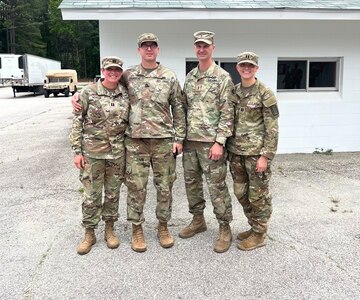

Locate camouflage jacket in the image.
[122,64,186,142]
[70,80,130,159]
[226,79,279,160]
[184,61,235,145]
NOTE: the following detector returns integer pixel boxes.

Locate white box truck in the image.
[43,69,78,97]
[11,54,61,97]
[0,54,23,85]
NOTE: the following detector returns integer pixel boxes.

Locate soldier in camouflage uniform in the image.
[70,57,129,255]
[179,31,235,253]
[227,52,279,251]
[122,33,186,252]
[71,34,186,253]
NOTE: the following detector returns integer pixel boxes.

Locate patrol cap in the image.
[101,56,123,70]
[194,31,215,45]
[137,33,159,47]
[237,52,259,66]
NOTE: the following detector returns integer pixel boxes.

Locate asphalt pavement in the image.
[0,86,359,300]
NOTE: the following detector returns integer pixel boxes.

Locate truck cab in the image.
[43,69,77,97]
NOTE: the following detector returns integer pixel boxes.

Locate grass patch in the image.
[313,148,333,155]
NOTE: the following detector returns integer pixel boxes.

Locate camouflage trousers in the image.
[125,137,176,225]
[80,156,125,228]
[228,152,273,233]
[182,141,233,224]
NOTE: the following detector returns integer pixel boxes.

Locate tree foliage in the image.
[0,0,99,79]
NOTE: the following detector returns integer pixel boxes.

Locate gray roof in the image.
[59,0,360,10]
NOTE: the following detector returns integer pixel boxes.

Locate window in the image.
[186,61,199,75]
[277,58,340,92]
[186,59,240,84]
[49,77,70,83]
[220,62,240,85]
[18,55,24,69]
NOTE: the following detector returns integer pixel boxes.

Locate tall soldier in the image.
[227,52,279,251]
[72,33,186,252]
[123,33,186,252]
[179,31,235,253]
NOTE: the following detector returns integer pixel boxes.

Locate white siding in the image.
[99,19,360,154]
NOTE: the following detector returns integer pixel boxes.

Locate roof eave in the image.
[60,8,360,21]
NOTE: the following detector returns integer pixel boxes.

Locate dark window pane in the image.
[186,61,198,75]
[220,62,240,84]
[277,60,306,89]
[18,56,24,69]
[309,62,336,88]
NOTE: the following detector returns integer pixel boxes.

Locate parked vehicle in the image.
[11,54,61,97]
[0,54,23,86]
[43,69,78,98]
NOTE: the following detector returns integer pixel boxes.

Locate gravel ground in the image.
[0,87,359,300]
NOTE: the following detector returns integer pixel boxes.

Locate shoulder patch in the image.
[270,105,279,117]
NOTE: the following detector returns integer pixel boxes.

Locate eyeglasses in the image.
[140,43,158,50]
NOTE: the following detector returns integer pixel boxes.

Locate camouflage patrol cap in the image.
[137,33,159,47]
[194,31,215,45]
[101,56,123,70]
[237,52,259,66]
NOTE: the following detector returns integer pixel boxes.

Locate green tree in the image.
[0,0,46,55]
[47,0,99,78]
[0,0,100,79]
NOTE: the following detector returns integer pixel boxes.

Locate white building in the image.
[59,0,360,154]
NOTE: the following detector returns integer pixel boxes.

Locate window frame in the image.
[277,57,341,92]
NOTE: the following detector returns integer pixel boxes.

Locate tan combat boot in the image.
[237,229,253,241]
[157,222,174,248]
[179,214,207,238]
[77,228,96,255]
[131,224,147,252]
[104,221,120,249]
[238,232,266,251]
[214,223,232,253]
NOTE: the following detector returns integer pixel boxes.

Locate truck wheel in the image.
[72,86,77,95]
[54,92,58,97]
[64,88,70,97]
[44,90,49,98]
